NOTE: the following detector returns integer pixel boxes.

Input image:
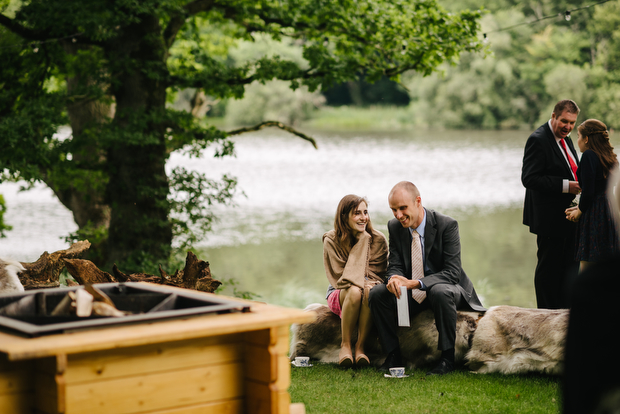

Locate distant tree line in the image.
[322,75,410,106]
[222,0,620,129]
[404,0,620,129]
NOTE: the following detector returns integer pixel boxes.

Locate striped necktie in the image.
[559,138,578,180]
[410,230,427,304]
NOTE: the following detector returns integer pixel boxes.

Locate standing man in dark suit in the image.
[369,181,485,375]
[522,99,581,309]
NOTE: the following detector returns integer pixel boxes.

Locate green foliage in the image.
[404,0,620,129]
[0,194,11,238]
[215,277,260,300]
[223,33,326,125]
[63,221,109,263]
[168,167,240,249]
[0,0,485,267]
[225,80,325,126]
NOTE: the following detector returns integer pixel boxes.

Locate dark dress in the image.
[575,150,619,261]
[563,256,620,414]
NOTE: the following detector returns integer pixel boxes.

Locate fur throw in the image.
[0,258,25,293]
[465,305,568,375]
[291,304,569,375]
[290,303,483,369]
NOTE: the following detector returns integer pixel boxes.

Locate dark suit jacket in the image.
[386,209,485,312]
[522,122,578,236]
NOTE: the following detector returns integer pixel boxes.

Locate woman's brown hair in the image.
[333,194,374,252]
[578,119,618,178]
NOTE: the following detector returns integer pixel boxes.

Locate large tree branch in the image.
[173,63,330,92]
[164,0,217,49]
[1,14,93,48]
[227,121,318,149]
[0,14,42,40]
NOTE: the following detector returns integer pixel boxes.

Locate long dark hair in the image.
[578,119,618,178]
[333,194,374,252]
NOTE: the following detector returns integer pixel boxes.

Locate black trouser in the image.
[535,234,579,309]
[369,283,466,354]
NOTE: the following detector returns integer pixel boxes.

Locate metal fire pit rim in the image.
[0,282,251,338]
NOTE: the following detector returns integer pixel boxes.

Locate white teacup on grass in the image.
[294,356,310,367]
[389,367,405,378]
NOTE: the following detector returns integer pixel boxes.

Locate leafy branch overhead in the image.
[0,0,484,269]
[169,0,484,93]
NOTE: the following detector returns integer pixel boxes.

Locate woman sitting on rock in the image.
[323,195,388,367]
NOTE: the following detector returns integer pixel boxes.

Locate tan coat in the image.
[322,228,388,303]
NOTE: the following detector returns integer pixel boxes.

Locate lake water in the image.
[0,128,570,309]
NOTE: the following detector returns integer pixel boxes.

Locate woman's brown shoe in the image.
[339,348,354,367]
[355,353,370,367]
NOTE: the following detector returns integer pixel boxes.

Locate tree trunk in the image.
[103,15,173,267]
[346,80,364,106]
[44,42,114,265]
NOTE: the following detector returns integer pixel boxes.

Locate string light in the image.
[482,0,611,39]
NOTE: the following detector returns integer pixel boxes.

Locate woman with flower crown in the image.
[565,119,619,272]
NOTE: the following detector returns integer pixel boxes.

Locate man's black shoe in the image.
[378,350,403,373]
[426,358,454,376]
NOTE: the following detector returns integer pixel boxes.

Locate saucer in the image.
[384,373,409,378]
[291,361,313,367]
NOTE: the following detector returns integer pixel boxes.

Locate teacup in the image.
[389,367,405,378]
[295,356,310,367]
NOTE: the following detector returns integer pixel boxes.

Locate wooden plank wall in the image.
[244,326,291,414]
[0,354,34,413]
[0,325,296,414]
[35,334,246,414]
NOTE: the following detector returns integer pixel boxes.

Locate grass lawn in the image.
[290,363,561,414]
[301,105,414,131]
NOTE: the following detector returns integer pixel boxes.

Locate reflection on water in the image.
[0,183,78,259]
[177,129,526,247]
[1,128,541,308]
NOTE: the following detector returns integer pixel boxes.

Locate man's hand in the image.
[568,181,581,195]
[386,275,420,299]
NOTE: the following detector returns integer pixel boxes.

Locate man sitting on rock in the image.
[369,181,486,375]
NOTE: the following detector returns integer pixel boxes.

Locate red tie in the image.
[559,139,578,180]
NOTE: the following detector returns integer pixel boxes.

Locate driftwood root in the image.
[16,242,220,293]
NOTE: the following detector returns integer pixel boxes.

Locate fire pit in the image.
[0,283,315,414]
[0,282,250,337]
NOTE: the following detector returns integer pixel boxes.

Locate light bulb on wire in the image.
[565,11,571,21]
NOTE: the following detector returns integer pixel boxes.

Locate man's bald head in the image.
[389,181,420,201]
[388,181,424,229]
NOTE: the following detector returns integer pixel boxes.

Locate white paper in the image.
[397,286,410,327]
